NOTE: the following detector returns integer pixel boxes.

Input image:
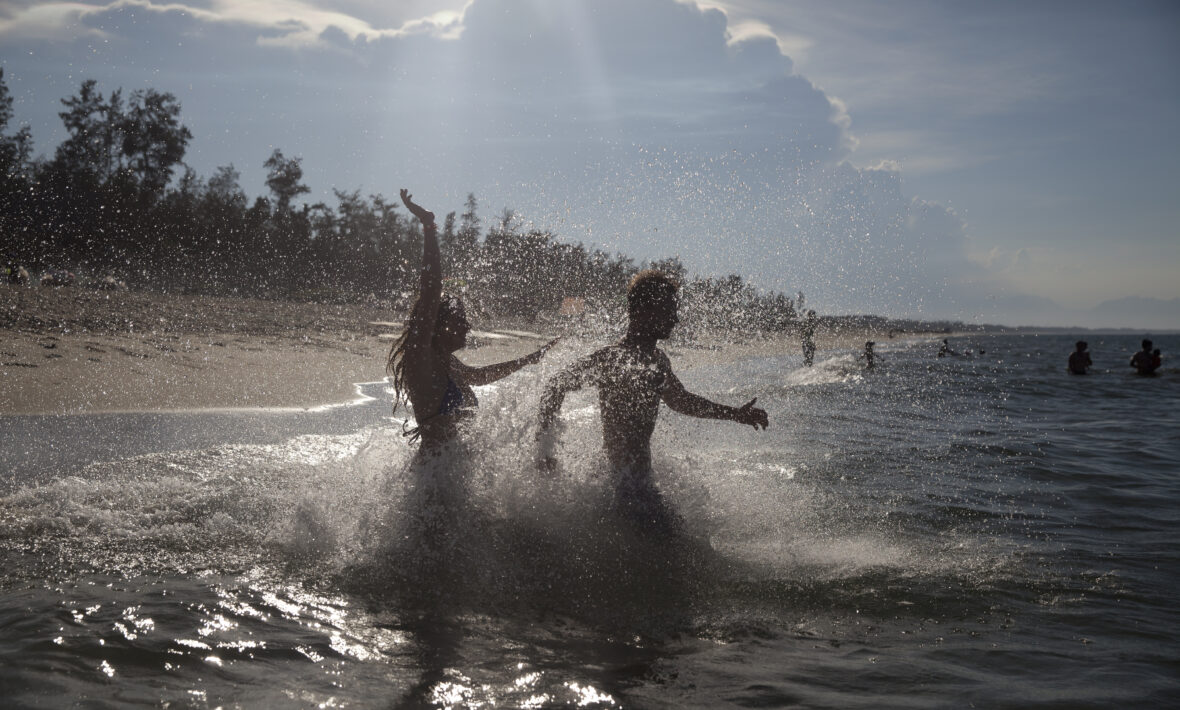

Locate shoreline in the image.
[2,285,925,415]
[1,329,389,415]
[0,330,912,416]
[0,326,561,416]
[0,379,390,417]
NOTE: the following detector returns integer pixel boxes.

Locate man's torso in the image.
[583,345,672,470]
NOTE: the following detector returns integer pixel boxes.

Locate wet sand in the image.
[0,286,546,413]
[1,284,898,414]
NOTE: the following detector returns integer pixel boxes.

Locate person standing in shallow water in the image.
[1068,341,1093,375]
[385,189,558,448]
[536,270,769,532]
[1129,339,1159,377]
[801,310,818,366]
[862,341,877,370]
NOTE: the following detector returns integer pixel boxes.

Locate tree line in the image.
[0,71,810,334]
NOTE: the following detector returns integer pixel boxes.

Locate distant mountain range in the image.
[1091,297,1180,326]
[935,289,1179,331]
[986,296,1180,331]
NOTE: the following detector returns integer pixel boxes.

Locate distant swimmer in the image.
[937,338,957,358]
[1129,339,1159,376]
[537,270,768,532]
[386,190,558,448]
[1068,341,1093,375]
[801,310,818,366]
[861,341,877,370]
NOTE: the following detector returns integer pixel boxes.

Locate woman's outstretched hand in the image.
[734,397,769,430]
[525,336,563,365]
[400,188,435,226]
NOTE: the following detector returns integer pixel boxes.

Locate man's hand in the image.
[734,397,769,430]
[537,454,558,475]
[399,188,435,225]
[535,422,562,474]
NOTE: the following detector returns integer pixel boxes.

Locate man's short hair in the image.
[627,269,679,313]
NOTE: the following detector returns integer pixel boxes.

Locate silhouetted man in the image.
[1130,339,1158,376]
[1068,341,1092,375]
[537,270,768,532]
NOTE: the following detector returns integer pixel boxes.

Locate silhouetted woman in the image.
[386,189,557,449]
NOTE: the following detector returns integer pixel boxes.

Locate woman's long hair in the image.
[386,293,461,414]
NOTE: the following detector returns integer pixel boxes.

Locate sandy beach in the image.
[0,285,559,413]
[1,284,895,414]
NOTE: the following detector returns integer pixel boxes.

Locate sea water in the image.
[1,333,1177,708]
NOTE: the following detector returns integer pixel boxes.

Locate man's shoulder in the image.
[586,344,623,361]
[564,345,627,373]
[585,344,672,369]
[652,347,673,367]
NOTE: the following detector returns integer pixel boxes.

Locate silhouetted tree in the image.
[207,164,246,205]
[120,88,191,196]
[264,149,309,213]
[453,192,480,278]
[647,256,687,284]
[0,68,35,260]
[54,80,117,183]
[0,68,33,183]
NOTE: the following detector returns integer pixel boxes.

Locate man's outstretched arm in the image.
[538,354,595,431]
[535,354,598,471]
[661,369,769,430]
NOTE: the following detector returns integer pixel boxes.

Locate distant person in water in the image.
[1068,341,1093,375]
[861,341,877,370]
[937,339,957,358]
[386,189,558,448]
[1129,339,1159,376]
[1152,349,1162,371]
[536,270,769,532]
[801,310,818,366]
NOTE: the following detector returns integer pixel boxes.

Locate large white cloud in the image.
[1,0,990,318]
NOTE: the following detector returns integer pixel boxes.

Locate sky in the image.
[0,0,1177,328]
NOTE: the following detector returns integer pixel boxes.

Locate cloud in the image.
[0,2,107,41]
[849,129,994,177]
[0,0,464,46]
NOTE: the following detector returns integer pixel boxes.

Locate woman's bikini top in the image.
[403,375,477,442]
[439,376,469,416]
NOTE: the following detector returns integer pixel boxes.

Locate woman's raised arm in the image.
[400,188,440,353]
